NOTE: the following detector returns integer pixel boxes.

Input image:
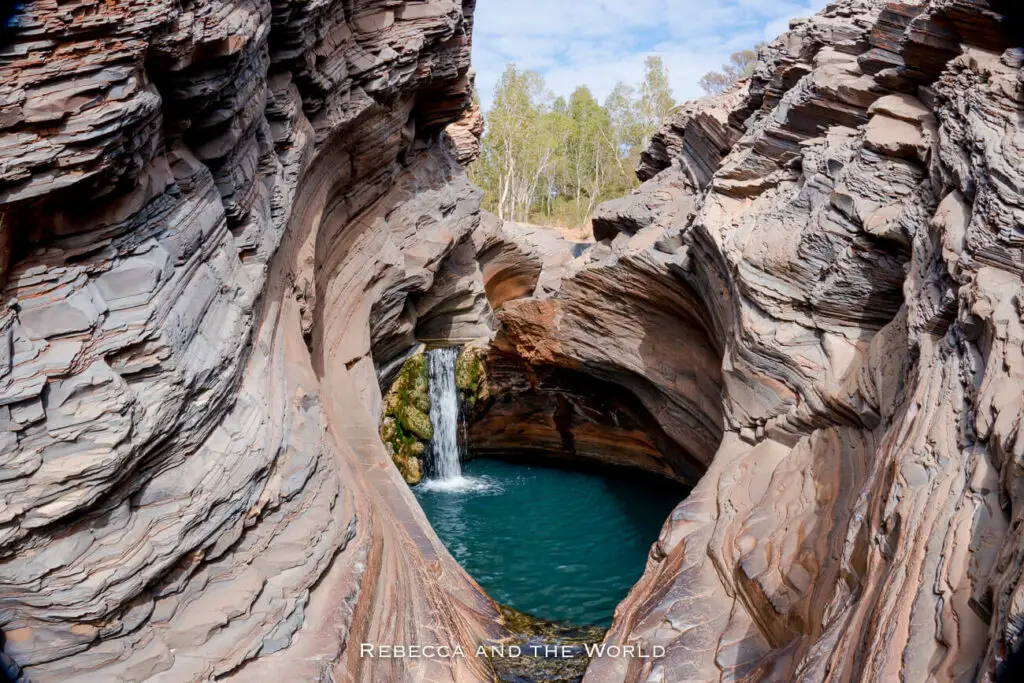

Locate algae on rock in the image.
[381,352,433,485]
[487,604,607,683]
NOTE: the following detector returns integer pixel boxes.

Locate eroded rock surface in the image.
[496,0,1024,680]
[466,351,696,483]
[0,1,504,681]
[3,0,1024,681]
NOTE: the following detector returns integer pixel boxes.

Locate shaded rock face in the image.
[0,1,505,681]
[490,0,1024,680]
[467,351,701,484]
[497,247,727,476]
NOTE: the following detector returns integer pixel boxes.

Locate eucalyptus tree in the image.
[472,58,677,227]
[699,46,763,95]
[472,65,555,222]
[636,56,676,139]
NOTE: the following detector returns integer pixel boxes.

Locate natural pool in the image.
[415,457,687,627]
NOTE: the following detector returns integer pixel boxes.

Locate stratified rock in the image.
[467,351,696,483]
[494,0,1024,681]
[473,213,546,308]
[636,85,753,183]
[445,103,485,165]
[3,0,1023,681]
[0,1,502,681]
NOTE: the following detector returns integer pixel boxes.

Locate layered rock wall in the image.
[2,0,1023,681]
[495,0,1024,680]
[0,1,503,681]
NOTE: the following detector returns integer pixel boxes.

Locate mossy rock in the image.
[455,345,490,412]
[393,449,423,485]
[486,605,608,683]
[380,352,433,486]
[397,402,433,441]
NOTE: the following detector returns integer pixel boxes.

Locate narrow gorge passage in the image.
[383,338,698,683]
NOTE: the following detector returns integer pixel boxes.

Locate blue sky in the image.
[472,0,832,110]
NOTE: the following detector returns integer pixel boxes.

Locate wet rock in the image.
[380,352,432,485]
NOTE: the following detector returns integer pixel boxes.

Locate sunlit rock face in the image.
[497,0,1024,680]
[0,1,505,681]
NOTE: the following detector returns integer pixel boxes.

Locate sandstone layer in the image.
[0,1,505,681]
[491,0,1024,680]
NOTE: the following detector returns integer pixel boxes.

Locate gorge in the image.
[1,1,1023,682]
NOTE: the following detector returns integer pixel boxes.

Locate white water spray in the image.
[427,347,463,481]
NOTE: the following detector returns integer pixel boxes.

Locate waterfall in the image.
[427,347,463,480]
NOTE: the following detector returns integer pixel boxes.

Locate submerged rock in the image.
[488,605,607,683]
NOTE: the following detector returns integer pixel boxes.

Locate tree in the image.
[699,46,763,95]
[603,83,646,194]
[471,65,555,222]
[636,56,675,139]
[560,86,616,224]
[471,58,678,228]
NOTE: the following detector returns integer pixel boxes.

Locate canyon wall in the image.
[493,0,1024,680]
[0,1,503,681]
[2,0,1023,682]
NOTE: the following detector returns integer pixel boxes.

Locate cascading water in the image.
[426,347,464,481]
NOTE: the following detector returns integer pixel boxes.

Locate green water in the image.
[414,458,687,627]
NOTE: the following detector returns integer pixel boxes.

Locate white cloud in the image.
[471,0,832,109]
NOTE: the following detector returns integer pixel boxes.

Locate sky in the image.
[471,0,832,110]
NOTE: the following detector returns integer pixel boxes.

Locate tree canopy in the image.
[698,46,763,95]
[471,57,676,228]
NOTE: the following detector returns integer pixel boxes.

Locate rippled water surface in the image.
[414,458,687,626]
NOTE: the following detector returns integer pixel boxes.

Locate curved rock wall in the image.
[466,351,695,483]
[3,0,1023,681]
[0,1,503,681]
[494,0,1024,680]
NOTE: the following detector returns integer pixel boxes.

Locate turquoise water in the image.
[414,458,687,627]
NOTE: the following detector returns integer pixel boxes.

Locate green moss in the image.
[455,345,490,413]
[380,352,433,486]
[397,403,433,441]
[393,448,423,485]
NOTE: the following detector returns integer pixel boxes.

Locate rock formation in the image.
[2,0,1024,681]
[493,0,1024,680]
[0,1,503,681]
[380,351,432,485]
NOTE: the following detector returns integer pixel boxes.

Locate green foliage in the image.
[699,45,764,95]
[471,59,677,228]
[637,56,676,138]
[470,65,558,223]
